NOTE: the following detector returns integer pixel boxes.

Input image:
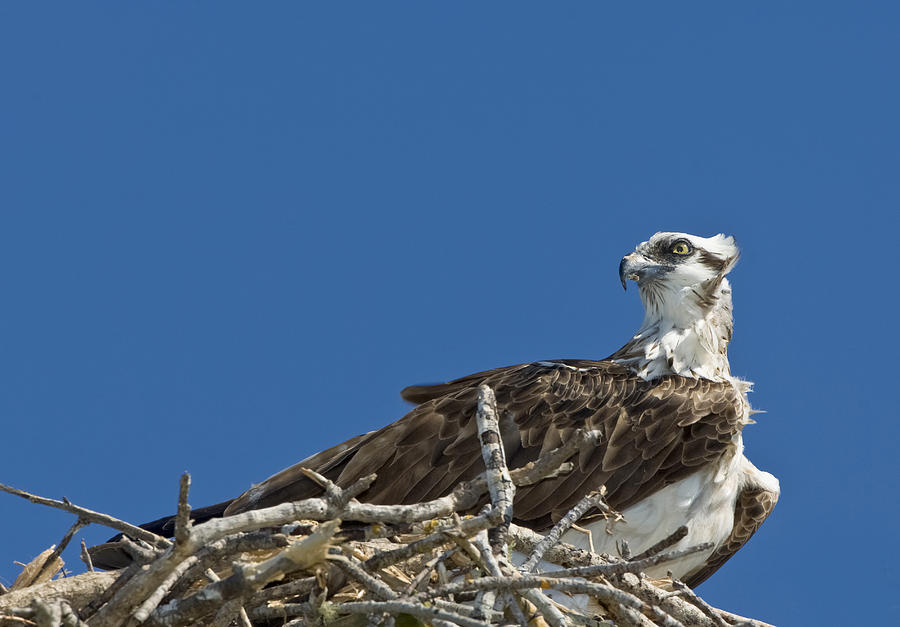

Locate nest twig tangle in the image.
[1,385,773,627]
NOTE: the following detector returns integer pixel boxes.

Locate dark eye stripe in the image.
[697,249,727,272]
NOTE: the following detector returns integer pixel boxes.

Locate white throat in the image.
[611,276,735,381]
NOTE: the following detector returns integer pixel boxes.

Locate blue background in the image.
[1,3,897,624]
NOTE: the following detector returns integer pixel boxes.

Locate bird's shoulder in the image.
[401,359,633,404]
[402,359,742,423]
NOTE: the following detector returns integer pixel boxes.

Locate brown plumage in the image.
[226,361,745,535]
[91,232,780,589]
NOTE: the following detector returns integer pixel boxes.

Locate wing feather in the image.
[683,485,779,587]
[225,360,746,529]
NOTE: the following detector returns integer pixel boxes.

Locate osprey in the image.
[99,232,780,587]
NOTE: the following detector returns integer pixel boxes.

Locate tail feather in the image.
[135,499,233,537]
[88,499,233,570]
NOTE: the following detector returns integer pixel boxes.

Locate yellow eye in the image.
[671,241,692,255]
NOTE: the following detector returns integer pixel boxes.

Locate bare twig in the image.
[337,600,490,627]
[247,575,316,605]
[34,518,88,585]
[78,541,93,573]
[538,542,713,579]
[327,554,396,601]
[714,609,776,627]
[631,525,689,561]
[462,531,501,622]
[173,473,192,547]
[0,483,171,550]
[211,597,252,627]
[128,556,199,624]
[364,508,501,571]
[502,591,531,626]
[509,524,607,569]
[614,572,723,627]
[508,584,570,627]
[520,488,610,573]
[0,614,35,625]
[246,601,317,623]
[509,429,598,487]
[401,548,456,596]
[202,570,252,627]
[671,578,730,627]
[299,468,378,509]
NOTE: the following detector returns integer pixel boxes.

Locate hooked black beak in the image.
[619,253,673,291]
[619,253,640,290]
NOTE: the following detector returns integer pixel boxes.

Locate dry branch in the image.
[0,573,118,614]
[475,385,515,556]
[0,484,170,550]
[520,488,610,573]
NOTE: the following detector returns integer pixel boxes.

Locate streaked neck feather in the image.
[610,276,737,382]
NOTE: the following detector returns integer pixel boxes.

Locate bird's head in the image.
[619,232,739,321]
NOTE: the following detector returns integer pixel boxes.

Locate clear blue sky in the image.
[1,3,897,624]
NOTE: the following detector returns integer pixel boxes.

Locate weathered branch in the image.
[0,573,117,614]
[475,385,515,556]
[671,578,730,627]
[0,483,170,550]
[520,488,610,573]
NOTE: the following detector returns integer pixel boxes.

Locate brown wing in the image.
[399,360,616,405]
[225,360,746,527]
[683,486,779,588]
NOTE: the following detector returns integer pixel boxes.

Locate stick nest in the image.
[1,386,773,627]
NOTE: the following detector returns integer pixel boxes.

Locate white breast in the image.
[510,451,741,611]
[563,451,744,580]
[511,444,782,612]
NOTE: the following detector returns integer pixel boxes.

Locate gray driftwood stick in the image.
[475,384,515,555]
[520,489,608,573]
[0,572,118,613]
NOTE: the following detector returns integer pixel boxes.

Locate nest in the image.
[0,387,772,627]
